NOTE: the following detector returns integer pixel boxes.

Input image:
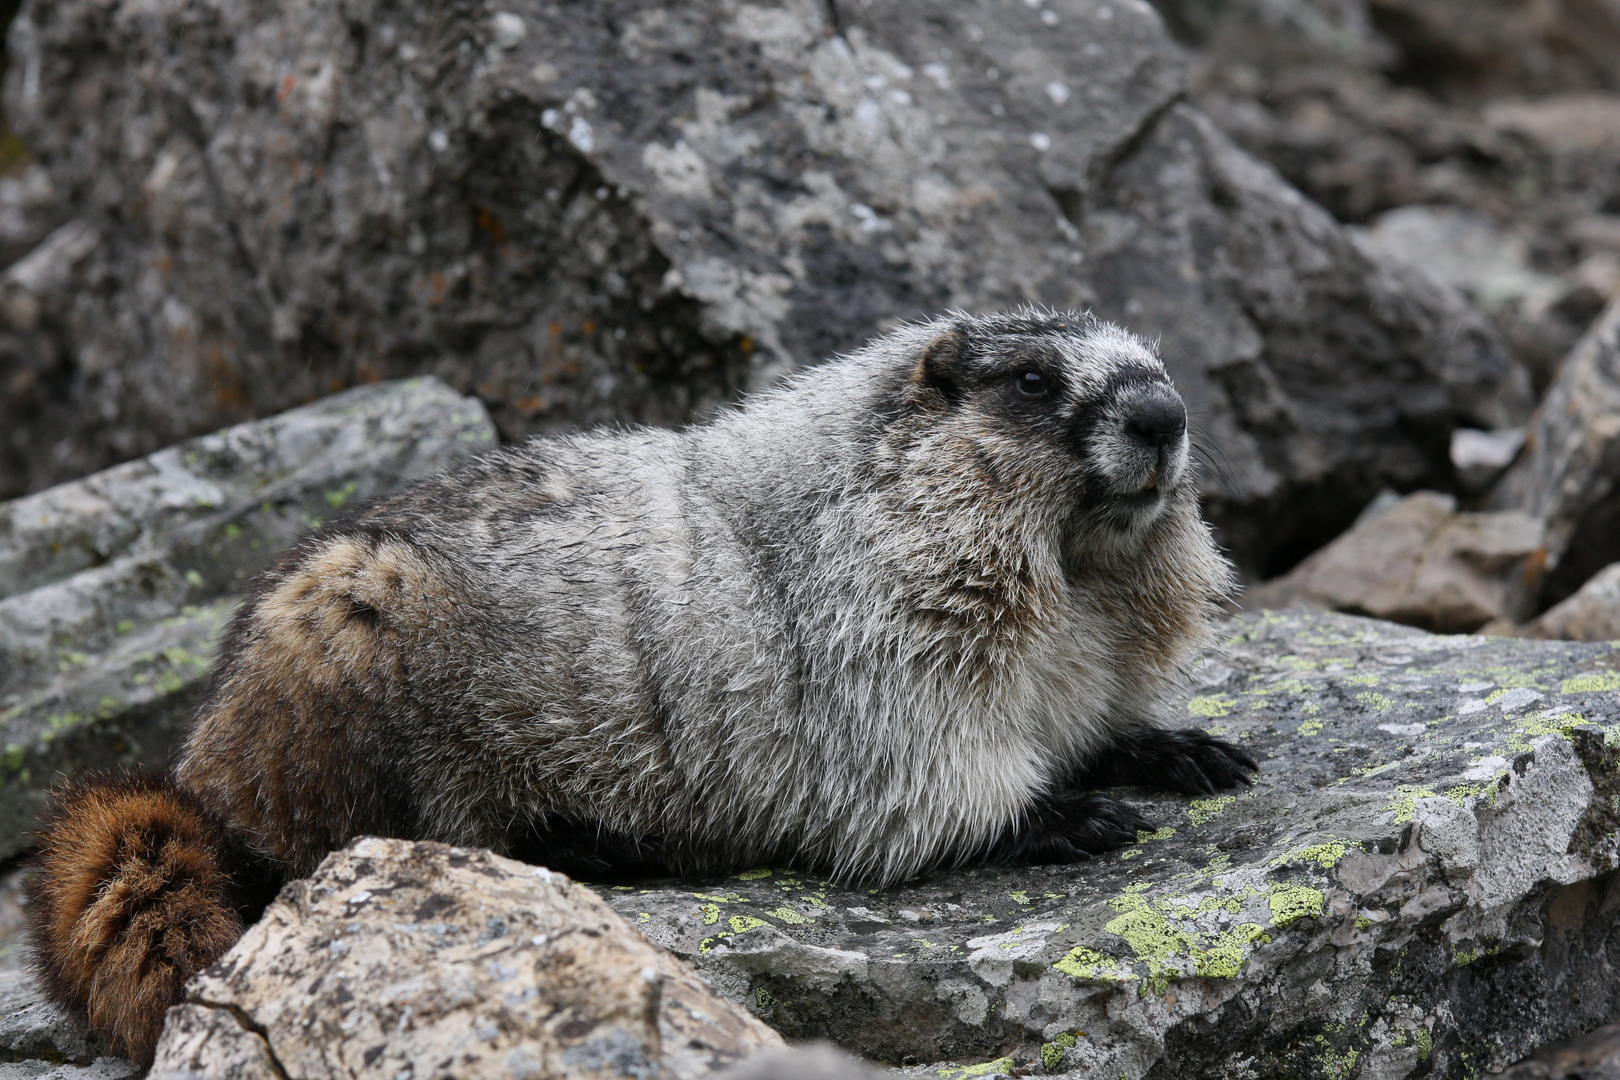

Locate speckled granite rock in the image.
[1492,296,1620,604]
[3,0,1526,574]
[0,377,495,859]
[598,609,1620,1079]
[149,838,784,1080]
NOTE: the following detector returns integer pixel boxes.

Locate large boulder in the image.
[2,0,1529,574]
[0,377,495,860]
[603,609,1620,1078]
[1490,296,1620,602]
[148,838,785,1080]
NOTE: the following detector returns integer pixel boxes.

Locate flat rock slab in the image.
[604,609,1620,1079]
[0,377,495,860]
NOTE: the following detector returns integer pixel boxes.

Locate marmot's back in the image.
[27,310,1254,1064]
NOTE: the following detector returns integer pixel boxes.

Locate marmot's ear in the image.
[912,331,967,407]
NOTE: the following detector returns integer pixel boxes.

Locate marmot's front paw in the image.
[1150,728,1258,796]
[983,791,1152,866]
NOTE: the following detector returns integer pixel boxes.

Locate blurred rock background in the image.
[3,0,1618,632]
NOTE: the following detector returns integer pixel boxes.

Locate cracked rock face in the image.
[148,838,784,1080]
[0,378,495,861]
[1491,296,1620,605]
[600,609,1620,1079]
[4,0,1527,573]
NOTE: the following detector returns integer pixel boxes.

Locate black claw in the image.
[978,791,1151,867]
[1074,726,1260,797]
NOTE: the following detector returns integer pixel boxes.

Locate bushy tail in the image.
[25,774,253,1066]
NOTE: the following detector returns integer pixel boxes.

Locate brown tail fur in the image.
[25,774,256,1066]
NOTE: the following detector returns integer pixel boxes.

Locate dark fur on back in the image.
[25,774,274,1066]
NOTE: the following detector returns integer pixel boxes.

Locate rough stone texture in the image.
[1491,296,1620,604]
[0,882,132,1080]
[1240,491,1547,632]
[0,376,495,860]
[1488,1022,1620,1079]
[2,0,1529,574]
[149,837,784,1080]
[604,609,1620,1079]
[1521,563,1620,642]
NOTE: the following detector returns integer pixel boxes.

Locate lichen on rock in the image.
[603,609,1620,1079]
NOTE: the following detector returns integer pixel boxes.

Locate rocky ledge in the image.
[598,609,1620,1079]
[0,377,496,862]
[1,609,1617,1078]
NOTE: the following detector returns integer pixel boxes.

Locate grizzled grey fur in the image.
[177,309,1251,886]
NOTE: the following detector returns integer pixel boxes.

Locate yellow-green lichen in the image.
[1299,719,1325,736]
[1384,785,1437,824]
[1041,1033,1079,1068]
[1056,945,1134,977]
[938,1058,1017,1078]
[1562,671,1620,693]
[767,906,811,925]
[735,868,772,880]
[728,915,767,934]
[1275,841,1349,869]
[325,481,359,511]
[699,903,721,926]
[1194,923,1271,978]
[1009,890,1031,903]
[1267,884,1325,927]
[1357,691,1393,711]
[1104,904,1193,987]
[1137,827,1176,842]
[1188,796,1235,825]
[1187,695,1235,718]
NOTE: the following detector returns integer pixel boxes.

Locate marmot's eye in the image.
[1015,370,1048,396]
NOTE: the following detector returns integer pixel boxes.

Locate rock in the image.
[0,377,496,860]
[1355,206,1556,312]
[714,1044,887,1080]
[1490,296,1620,603]
[148,838,784,1080]
[0,885,129,1080]
[1363,0,1620,101]
[1451,427,1527,491]
[1239,491,1546,631]
[1488,1022,1620,1080]
[2,0,1528,576]
[1520,563,1620,641]
[606,608,1620,1077]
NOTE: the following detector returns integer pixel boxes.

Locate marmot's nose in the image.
[1123,390,1186,452]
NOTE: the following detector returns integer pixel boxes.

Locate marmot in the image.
[27,310,1254,1063]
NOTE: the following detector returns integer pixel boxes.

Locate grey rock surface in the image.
[600,609,1620,1078]
[1488,1021,1620,1080]
[149,837,784,1080]
[1241,491,1546,632]
[3,0,1528,574]
[1523,563,1620,642]
[1491,296,1620,602]
[0,874,129,1080]
[0,377,495,860]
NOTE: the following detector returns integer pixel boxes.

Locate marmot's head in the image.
[883,310,1197,549]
